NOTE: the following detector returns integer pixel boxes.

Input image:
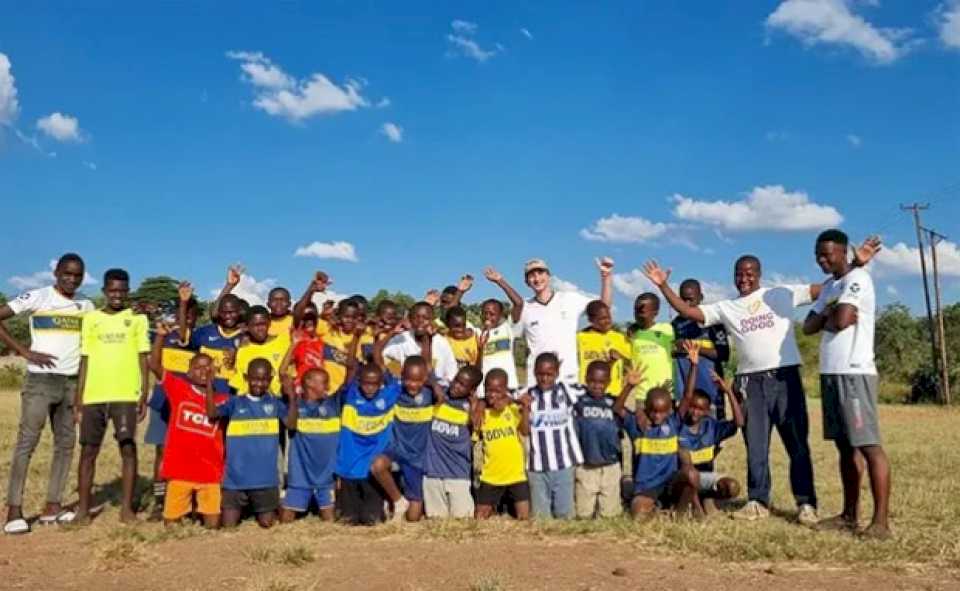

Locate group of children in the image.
[79,265,746,528]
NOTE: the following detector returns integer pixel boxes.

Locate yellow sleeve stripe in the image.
[341,405,395,435]
[634,436,678,455]
[226,418,279,437]
[395,405,435,424]
[434,404,469,426]
[296,417,341,435]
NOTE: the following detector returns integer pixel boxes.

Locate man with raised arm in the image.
[641,237,879,525]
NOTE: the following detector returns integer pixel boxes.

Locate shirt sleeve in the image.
[717,420,739,442]
[80,312,94,356]
[811,284,830,315]
[435,339,459,385]
[699,302,723,327]
[136,315,151,353]
[789,284,815,307]
[613,333,632,359]
[216,396,235,418]
[227,349,247,391]
[622,412,641,440]
[6,288,43,315]
[837,270,869,310]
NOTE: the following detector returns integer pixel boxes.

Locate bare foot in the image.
[119,510,138,524]
[42,503,62,518]
[858,522,892,540]
[817,514,858,532]
[72,512,92,526]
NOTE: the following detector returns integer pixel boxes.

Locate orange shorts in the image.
[163,480,221,520]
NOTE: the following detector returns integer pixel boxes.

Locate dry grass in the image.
[3,388,960,570]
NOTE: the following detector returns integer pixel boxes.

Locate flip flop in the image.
[56,510,77,524]
[38,514,59,526]
[3,518,30,535]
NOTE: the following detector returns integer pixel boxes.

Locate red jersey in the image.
[160,374,228,483]
[292,334,325,384]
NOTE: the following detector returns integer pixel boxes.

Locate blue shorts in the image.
[283,485,335,511]
[383,448,424,502]
[144,407,169,446]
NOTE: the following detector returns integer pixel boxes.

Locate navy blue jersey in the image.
[217,394,288,490]
[573,394,621,467]
[423,397,472,479]
[391,386,436,470]
[623,413,682,493]
[672,317,729,415]
[191,323,243,394]
[287,395,342,489]
[679,417,738,471]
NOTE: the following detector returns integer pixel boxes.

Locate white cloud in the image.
[294,241,359,262]
[451,20,479,35]
[937,1,960,48]
[873,241,960,277]
[226,50,370,122]
[8,259,96,291]
[551,276,598,301]
[697,280,738,304]
[885,284,899,296]
[209,273,275,306]
[765,272,812,287]
[376,97,391,108]
[611,269,657,298]
[83,161,97,171]
[671,185,843,231]
[0,53,18,126]
[580,214,670,243]
[521,28,534,40]
[766,0,913,64]
[846,133,862,147]
[380,122,403,143]
[36,112,82,142]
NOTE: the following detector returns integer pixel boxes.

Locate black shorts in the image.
[79,402,138,446]
[336,477,386,526]
[634,480,675,508]
[476,481,530,506]
[222,487,280,514]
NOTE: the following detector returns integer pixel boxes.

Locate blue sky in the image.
[1,1,958,320]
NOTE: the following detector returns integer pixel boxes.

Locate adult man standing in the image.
[2,253,94,534]
[487,257,614,386]
[641,238,878,525]
[803,230,890,539]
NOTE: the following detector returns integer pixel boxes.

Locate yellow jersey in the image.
[479,404,526,486]
[577,328,631,395]
[630,322,675,402]
[446,333,479,368]
[228,334,290,395]
[268,314,293,338]
[322,330,367,392]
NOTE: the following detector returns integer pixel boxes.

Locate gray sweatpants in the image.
[5,372,78,507]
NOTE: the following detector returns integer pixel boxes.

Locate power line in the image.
[900,203,939,394]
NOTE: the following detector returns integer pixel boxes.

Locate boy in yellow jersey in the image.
[577,300,631,395]
[444,306,480,368]
[321,299,366,392]
[627,293,675,403]
[229,306,288,395]
[267,287,294,338]
[474,369,532,520]
[74,269,151,524]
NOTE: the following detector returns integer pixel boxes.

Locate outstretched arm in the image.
[596,257,614,310]
[211,265,243,321]
[613,368,643,418]
[484,267,524,323]
[518,393,532,436]
[293,271,330,323]
[712,370,744,428]
[641,260,706,324]
[445,275,474,309]
[149,322,169,380]
[676,341,700,418]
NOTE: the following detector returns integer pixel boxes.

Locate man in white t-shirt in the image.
[1,253,94,534]
[381,301,458,385]
[486,258,614,387]
[642,238,879,525]
[803,229,890,539]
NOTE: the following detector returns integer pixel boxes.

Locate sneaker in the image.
[731,500,770,521]
[797,504,819,527]
[391,497,409,524]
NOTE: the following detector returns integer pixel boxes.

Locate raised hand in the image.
[854,235,883,267]
[682,340,701,365]
[625,367,644,387]
[177,281,193,303]
[227,264,244,288]
[424,289,441,307]
[595,256,615,277]
[478,329,490,351]
[519,392,534,409]
[483,267,503,283]
[457,274,475,293]
[641,260,671,287]
[155,320,171,337]
[311,271,331,293]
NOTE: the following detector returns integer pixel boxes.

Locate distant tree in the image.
[0,293,30,355]
[369,289,417,316]
[875,303,926,384]
[133,276,180,308]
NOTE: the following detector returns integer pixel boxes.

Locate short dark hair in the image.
[692,389,712,407]
[219,293,241,310]
[411,301,433,316]
[349,294,369,309]
[56,252,84,271]
[816,228,849,247]
[338,298,360,315]
[458,364,484,388]
[359,363,383,380]
[535,352,560,369]
[247,357,273,375]
[445,305,467,324]
[586,360,611,376]
[402,355,428,372]
[268,287,291,299]
[645,387,673,408]
[485,368,508,385]
[376,299,398,313]
[481,298,504,314]
[247,305,270,320]
[103,268,129,285]
[734,255,762,272]
[190,352,213,366]
[441,286,459,296]
[636,292,660,308]
[679,279,701,293]
[585,299,608,319]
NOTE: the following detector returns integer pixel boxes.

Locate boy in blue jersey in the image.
[145,282,199,520]
[279,367,340,522]
[369,355,435,523]
[422,365,484,519]
[672,279,730,417]
[334,362,402,525]
[616,383,700,521]
[205,358,297,528]
[191,293,244,394]
[677,342,743,514]
[573,361,642,519]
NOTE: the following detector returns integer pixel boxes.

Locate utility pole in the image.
[924,227,951,405]
[901,203,939,393]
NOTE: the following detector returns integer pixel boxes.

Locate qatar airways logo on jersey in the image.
[176,402,218,436]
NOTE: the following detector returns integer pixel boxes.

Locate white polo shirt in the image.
[517,290,591,384]
[383,331,459,385]
[7,286,95,375]
[700,285,812,375]
[812,268,876,375]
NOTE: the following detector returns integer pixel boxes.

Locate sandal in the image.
[3,518,30,535]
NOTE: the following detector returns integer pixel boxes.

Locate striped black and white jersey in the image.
[527,382,584,472]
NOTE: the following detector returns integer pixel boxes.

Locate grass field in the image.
[1,388,959,590]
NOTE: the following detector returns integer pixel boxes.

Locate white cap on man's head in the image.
[524,258,550,276]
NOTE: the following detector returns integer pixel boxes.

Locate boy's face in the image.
[378,305,399,330]
[102,279,129,312]
[589,305,613,332]
[815,241,846,276]
[246,365,273,396]
[679,285,703,307]
[481,302,502,329]
[186,355,213,386]
[303,371,329,400]
[410,305,433,335]
[184,306,199,329]
[534,360,559,390]
[440,290,457,308]
[449,370,476,399]
[359,368,382,398]
[267,290,291,318]
[688,395,710,425]
[484,375,509,409]
[218,300,241,330]
[447,315,468,338]
[338,305,359,333]
[734,260,761,296]
[633,297,658,327]
[402,363,428,395]
[644,391,673,426]
[301,316,318,335]
[585,366,610,398]
[247,313,270,343]
[54,261,84,297]
[525,269,551,294]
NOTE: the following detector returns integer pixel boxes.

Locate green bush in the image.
[0,365,25,390]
